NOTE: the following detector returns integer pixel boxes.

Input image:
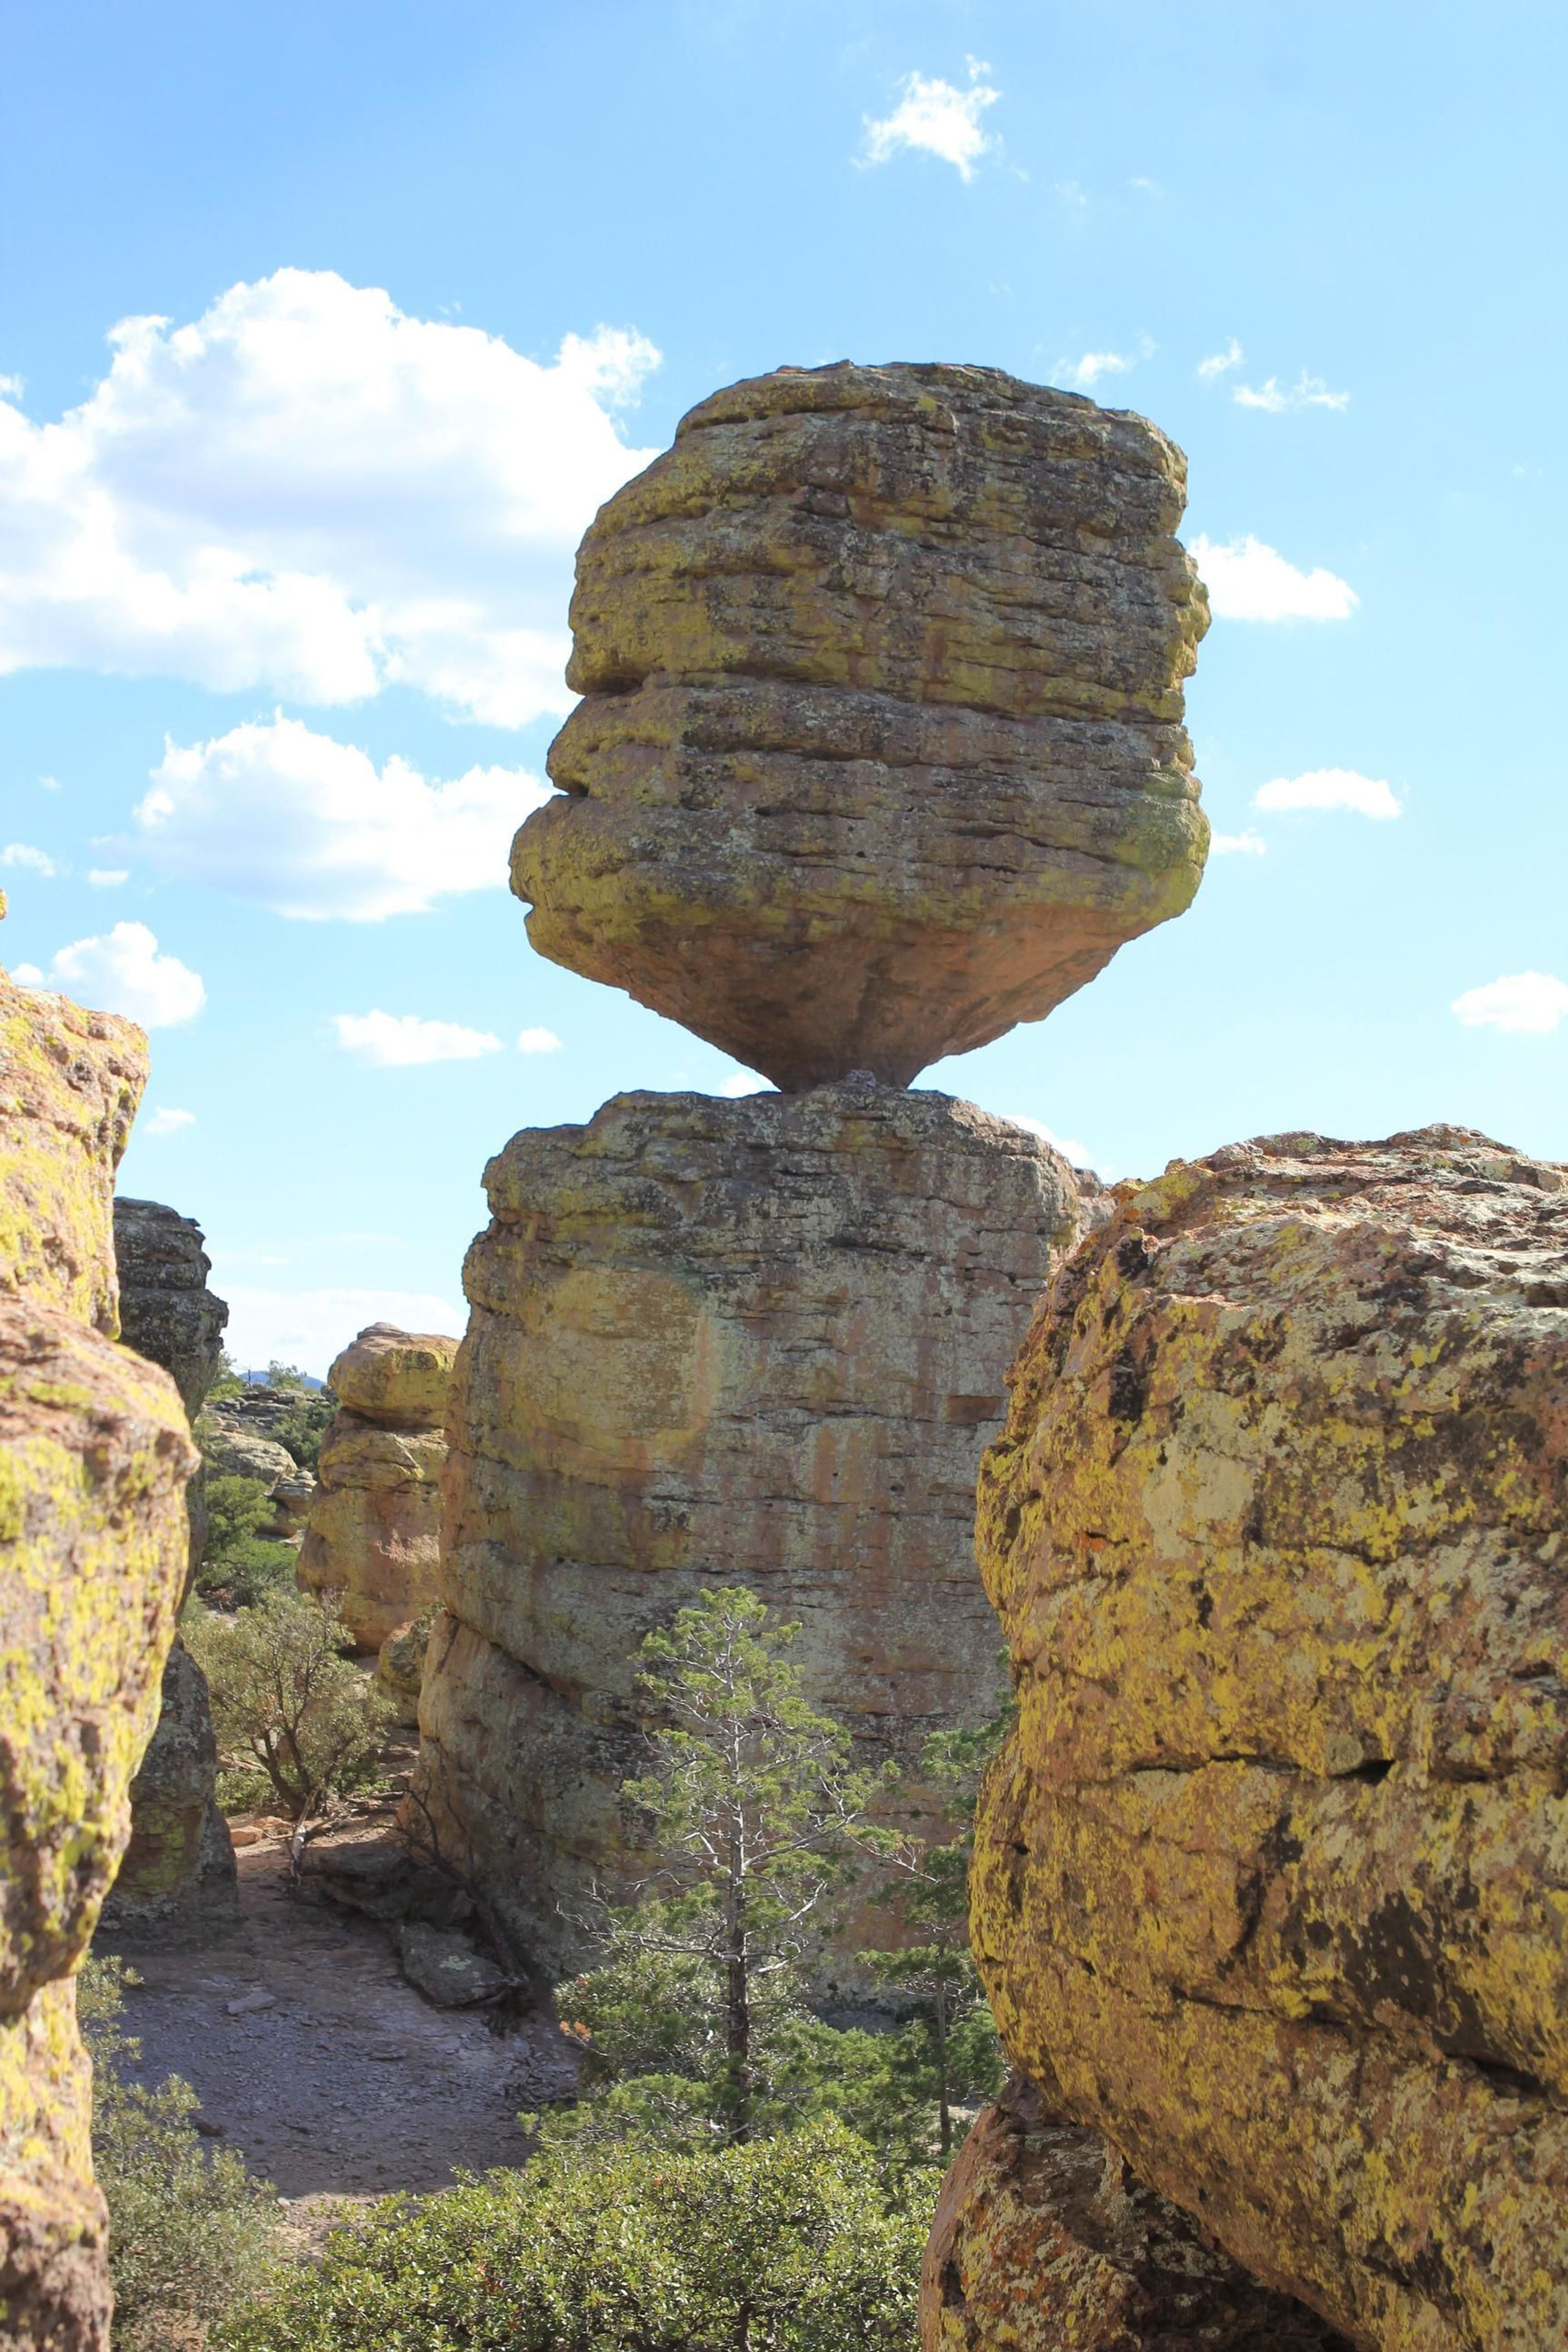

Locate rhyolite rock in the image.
[110,1198,228,1421]
[922,2072,1351,2350]
[512,362,1209,1091]
[378,1615,433,1727]
[970,1126,1568,2352]
[414,1081,1099,1972]
[297,1325,456,1650]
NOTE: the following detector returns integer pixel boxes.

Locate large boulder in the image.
[970,1127,1568,2351]
[110,1198,228,1419]
[414,1080,1098,1973]
[513,363,1209,1091]
[922,2072,1351,2350]
[297,1326,456,1650]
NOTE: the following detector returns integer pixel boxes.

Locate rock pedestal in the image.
[969,1127,1568,2351]
[514,361,1209,1090]
[298,1323,457,1650]
[415,1082,1096,1971]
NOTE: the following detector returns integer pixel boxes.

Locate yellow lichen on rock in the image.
[0,968,148,1337]
[970,1126,1568,2352]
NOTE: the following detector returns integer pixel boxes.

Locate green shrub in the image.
[80,1957,280,2351]
[270,1384,337,1472]
[195,1474,296,1608]
[187,1587,394,1819]
[220,2118,922,2351]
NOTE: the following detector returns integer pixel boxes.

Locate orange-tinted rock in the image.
[327,1323,458,1429]
[513,363,1209,1090]
[971,1127,1568,2351]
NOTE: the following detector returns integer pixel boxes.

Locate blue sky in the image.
[2,0,1564,1371]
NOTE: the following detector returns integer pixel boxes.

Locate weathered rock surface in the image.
[396,1923,509,2009]
[922,2071,1351,2350]
[110,1198,228,1419]
[298,1326,456,1650]
[379,1615,433,1727]
[0,1295,196,2347]
[415,1081,1097,1971]
[199,1422,299,1490]
[971,1126,1568,2352]
[513,362,1209,1091]
[0,969,146,1336]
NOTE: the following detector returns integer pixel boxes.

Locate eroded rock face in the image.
[514,363,1209,1091]
[971,1126,1568,2352]
[415,1081,1096,1971]
[0,972,147,1335]
[922,2071,1351,2350]
[298,1326,456,1650]
[110,1198,228,1419]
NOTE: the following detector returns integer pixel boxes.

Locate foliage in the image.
[266,1359,310,1390]
[270,1382,337,1471]
[207,1348,246,1401]
[194,1473,297,1609]
[218,2118,922,2352]
[186,1587,394,1820]
[80,1956,280,2351]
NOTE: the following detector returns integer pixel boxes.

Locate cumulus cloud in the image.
[1210,829,1267,855]
[87,868,128,887]
[18,921,204,1026]
[143,1105,196,1135]
[219,1286,467,1379]
[517,1026,561,1054]
[1056,350,1132,391]
[717,1071,772,1098]
[1189,535,1359,622]
[1234,372,1350,413]
[332,1009,503,1066]
[1002,1112,1107,1176]
[131,714,552,920]
[1452,972,1568,1036]
[1197,339,1244,380]
[0,270,660,726]
[2,842,56,875]
[1254,768,1401,820]
[861,62,999,180]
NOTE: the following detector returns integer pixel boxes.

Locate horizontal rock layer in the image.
[416,1081,1096,1972]
[110,1197,229,1421]
[515,362,1208,1089]
[971,1126,1568,2351]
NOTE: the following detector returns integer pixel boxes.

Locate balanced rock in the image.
[922,2072,1351,2350]
[414,1082,1098,1971]
[513,363,1209,1091]
[298,1324,457,1649]
[970,1127,1568,2351]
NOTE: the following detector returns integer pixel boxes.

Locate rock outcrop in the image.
[298,1325,456,1650]
[970,1127,1568,2351]
[109,1198,228,1419]
[922,2072,1351,2350]
[513,362,1209,1091]
[0,951,196,2348]
[416,1082,1096,1970]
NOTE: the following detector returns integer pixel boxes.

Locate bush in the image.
[187,1587,394,1820]
[80,1957,280,2351]
[195,1474,297,1609]
[270,1384,337,1472]
[219,2118,922,2351]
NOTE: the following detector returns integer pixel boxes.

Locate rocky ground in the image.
[99,1831,579,2232]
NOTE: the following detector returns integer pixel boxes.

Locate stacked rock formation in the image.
[0,943,197,2347]
[298,1323,456,1652]
[101,1198,238,1944]
[515,362,1209,1090]
[416,361,1210,1973]
[969,1127,1568,2350]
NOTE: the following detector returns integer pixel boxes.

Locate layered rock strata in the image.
[0,953,196,2348]
[109,1198,228,1419]
[416,1082,1095,1970]
[298,1324,456,1650]
[922,2072,1351,2350]
[513,361,1209,1090]
[970,1127,1568,2351]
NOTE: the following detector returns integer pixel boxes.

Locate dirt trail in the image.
[100,1837,578,2216]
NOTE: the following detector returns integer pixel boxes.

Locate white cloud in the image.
[1189,535,1359,622]
[718,1071,772,1098]
[1002,1113,1107,1176]
[143,1105,196,1135]
[0,270,660,727]
[1056,350,1132,392]
[131,713,552,920]
[1210,829,1267,855]
[2,842,56,875]
[517,1026,561,1054]
[1452,972,1568,1036]
[1254,768,1401,820]
[1234,372,1350,413]
[332,1009,503,1066]
[38,775,60,790]
[87,868,128,887]
[1197,339,1244,380]
[218,1285,466,1380]
[861,62,999,181]
[21,921,204,1026]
